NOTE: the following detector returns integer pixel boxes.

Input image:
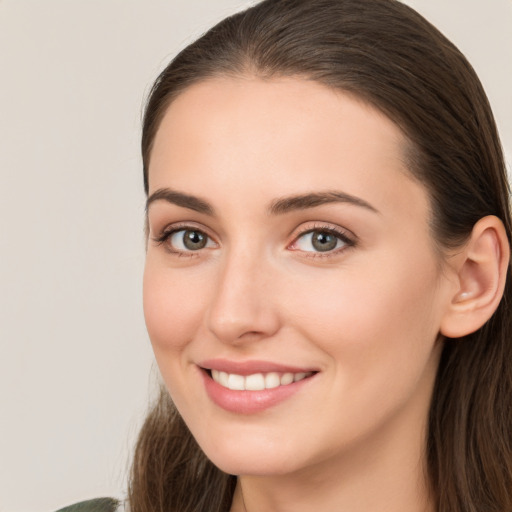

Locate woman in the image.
[60,0,512,511]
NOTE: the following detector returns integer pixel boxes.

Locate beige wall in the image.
[0,1,510,510]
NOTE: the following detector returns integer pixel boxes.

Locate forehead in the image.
[151,76,406,165]
[148,76,428,225]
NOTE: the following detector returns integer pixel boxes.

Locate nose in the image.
[206,249,281,345]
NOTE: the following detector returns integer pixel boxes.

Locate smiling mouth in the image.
[201,365,318,413]
[208,369,315,391]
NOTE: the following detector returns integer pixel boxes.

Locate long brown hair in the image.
[130,1,512,510]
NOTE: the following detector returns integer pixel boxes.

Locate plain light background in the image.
[0,1,510,511]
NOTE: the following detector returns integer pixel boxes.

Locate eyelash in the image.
[288,223,356,259]
[151,223,356,258]
[151,223,216,257]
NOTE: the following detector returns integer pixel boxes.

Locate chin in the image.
[197,435,304,477]
[207,453,300,477]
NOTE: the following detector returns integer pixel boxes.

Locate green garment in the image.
[55,497,119,512]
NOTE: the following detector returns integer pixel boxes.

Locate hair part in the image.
[132,1,512,510]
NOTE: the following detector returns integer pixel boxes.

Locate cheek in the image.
[143,259,214,411]
[143,259,207,355]
[282,250,443,383]
[277,253,444,447]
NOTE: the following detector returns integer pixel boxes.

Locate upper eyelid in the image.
[289,222,356,242]
[151,221,216,239]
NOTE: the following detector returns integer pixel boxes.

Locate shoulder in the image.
[55,497,121,512]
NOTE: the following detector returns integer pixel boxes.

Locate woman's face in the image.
[143,77,456,477]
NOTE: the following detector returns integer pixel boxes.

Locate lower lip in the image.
[201,369,315,414]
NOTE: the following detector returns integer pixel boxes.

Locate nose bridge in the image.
[206,241,279,344]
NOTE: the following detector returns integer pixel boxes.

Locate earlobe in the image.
[440,215,510,338]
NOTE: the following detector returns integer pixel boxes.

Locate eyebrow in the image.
[146,188,215,215]
[145,187,379,216]
[269,191,379,215]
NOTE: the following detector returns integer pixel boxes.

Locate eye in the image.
[170,229,215,251]
[155,227,216,253]
[292,228,354,254]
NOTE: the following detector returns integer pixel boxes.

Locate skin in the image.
[143,77,461,512]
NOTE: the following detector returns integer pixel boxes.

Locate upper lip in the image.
[199,358,318,376]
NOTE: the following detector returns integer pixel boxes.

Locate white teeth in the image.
[265,372,281,389]
[280,372,294,385]
[245,373,265,391]
[227,373,245,390]
[210,370,312,390]
[219,371,229,387]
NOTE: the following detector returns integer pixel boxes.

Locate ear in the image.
[440,215,510,338]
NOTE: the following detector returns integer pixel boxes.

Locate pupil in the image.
[184,230,206,250]
[312,231,337,252]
